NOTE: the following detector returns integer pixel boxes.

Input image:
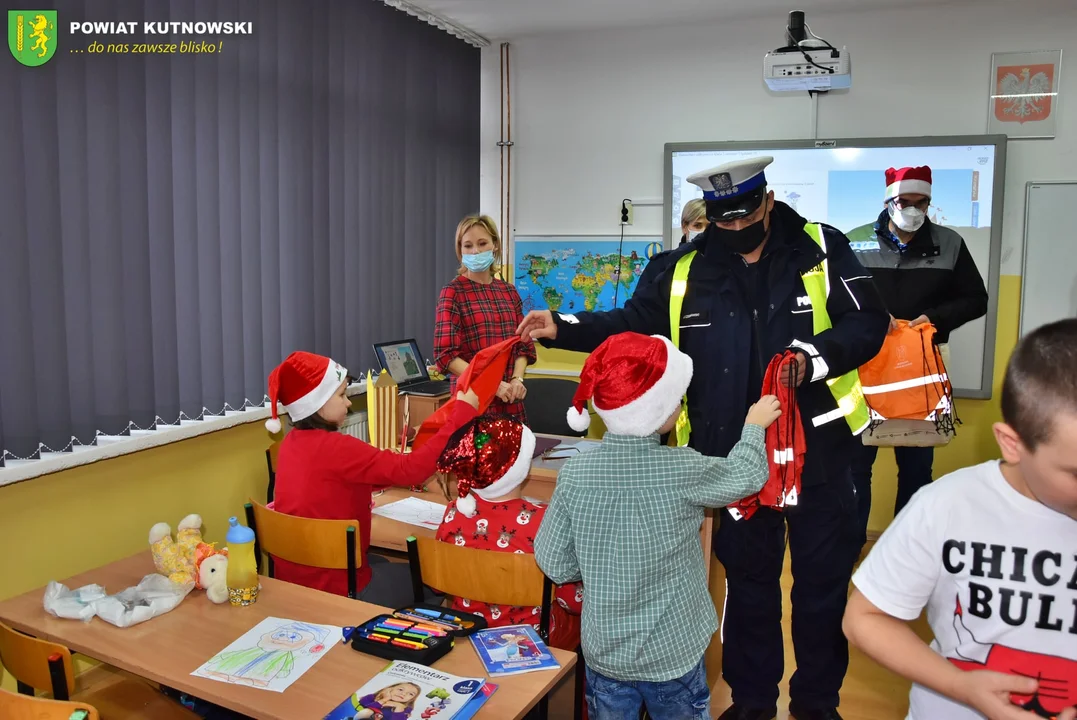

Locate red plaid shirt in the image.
[434,276,536,422]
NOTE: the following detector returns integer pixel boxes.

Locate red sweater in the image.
[272,401,478,596]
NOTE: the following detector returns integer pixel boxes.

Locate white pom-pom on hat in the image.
[265,417,282,434]
[456,493,478,518]
[566,405,591,432]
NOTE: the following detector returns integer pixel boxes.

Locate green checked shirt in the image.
[533,425,767,682]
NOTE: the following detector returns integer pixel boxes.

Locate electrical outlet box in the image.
[620,200,634,226]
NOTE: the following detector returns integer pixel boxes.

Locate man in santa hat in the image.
[846,166,988,551]
[520,156,889,720]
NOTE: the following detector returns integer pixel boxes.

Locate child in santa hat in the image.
[533,332,780,718]
[434,415,583,652]
[265,351,479,605]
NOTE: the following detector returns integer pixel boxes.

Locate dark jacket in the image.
[546,202,889,485]
[848,211,988,343]
[637,234,689,290]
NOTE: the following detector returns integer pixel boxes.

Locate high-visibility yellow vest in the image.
[667,223,870,447]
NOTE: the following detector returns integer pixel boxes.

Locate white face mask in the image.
[686,229,704,243]
[889,205,926,233]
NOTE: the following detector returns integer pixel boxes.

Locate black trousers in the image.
[849,444,935,551]
[714,464,860,709]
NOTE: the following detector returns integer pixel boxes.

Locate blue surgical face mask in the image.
[462,250,495,272]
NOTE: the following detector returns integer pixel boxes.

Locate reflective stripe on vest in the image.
[666,224,870,446]
[669,250,697,446]
[800,223,871,435]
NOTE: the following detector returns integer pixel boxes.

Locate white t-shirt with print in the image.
[852,460,1077,720]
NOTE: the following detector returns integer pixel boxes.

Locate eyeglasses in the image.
[890,197,930,211]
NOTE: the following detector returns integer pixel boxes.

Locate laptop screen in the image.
[373,339,428,385]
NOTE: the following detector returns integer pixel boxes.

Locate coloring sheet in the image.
[372,496,447,529]
[192,617,341,693]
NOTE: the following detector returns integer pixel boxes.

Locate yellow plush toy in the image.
[149,514,230,603]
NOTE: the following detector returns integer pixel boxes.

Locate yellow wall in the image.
[0,422,271,691]
[530,275,1023,534]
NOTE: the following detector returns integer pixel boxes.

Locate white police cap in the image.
[687,156,774,221]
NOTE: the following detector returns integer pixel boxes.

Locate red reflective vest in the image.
[728,351,807,521]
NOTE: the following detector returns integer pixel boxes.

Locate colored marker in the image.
[402,632,429,641]
[364,633,391,644]
[390,637,427,650]
[394,611,459,630]
[412,607,442,618]
[382,618,412,629]
[373,625,404,636]
[341,627,355,644]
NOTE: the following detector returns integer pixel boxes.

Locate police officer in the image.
[518,157,888,720]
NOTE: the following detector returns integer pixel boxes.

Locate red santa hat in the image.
[567,332,693,437]
[885,166,932,201]
[437,415,536,518]
[265,351,348,433]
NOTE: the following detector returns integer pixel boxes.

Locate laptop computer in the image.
[372,338,451,397]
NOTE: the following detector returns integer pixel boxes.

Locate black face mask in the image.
[713,216,767,255]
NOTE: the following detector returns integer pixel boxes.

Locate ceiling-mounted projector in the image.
[764,11,850,92]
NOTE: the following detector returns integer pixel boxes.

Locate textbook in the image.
[322,660,496,720]
[468,625,561,676]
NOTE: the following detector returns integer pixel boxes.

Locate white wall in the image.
[479,0,1076,276]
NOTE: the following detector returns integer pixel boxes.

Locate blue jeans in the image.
[585,656,710,720]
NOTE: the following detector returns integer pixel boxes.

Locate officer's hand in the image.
[518,310,557,341]
[952,670,1045,720]
[1058,706,1076,720]
[781,351,809,387]
[889,314,899,332]
[746,395,782,429]
[909,314,931,328]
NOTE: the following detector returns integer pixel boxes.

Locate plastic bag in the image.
[42,582,107,622]
[43,574,193,627]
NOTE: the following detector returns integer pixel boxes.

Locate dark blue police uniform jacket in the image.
[548,202,888,486]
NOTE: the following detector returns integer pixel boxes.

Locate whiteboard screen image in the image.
[665,136,1006,398]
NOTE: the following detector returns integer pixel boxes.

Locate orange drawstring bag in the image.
[858,321,957,447]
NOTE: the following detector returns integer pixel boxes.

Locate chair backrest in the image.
[0,688,99,720]
[265,441,281,503]
[245,501,362,597]
[522,378,587,437]
[406,537,553,636]
[0,621,74,698]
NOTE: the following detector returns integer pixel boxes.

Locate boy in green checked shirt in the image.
[534,332,780,720]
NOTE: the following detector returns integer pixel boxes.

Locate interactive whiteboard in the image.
[664,136,1007,399]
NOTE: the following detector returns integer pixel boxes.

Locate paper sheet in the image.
[372,496,447,529]
[546,439,602,458]
[191,617,340,693]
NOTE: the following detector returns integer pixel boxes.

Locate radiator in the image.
[339,410,369,442]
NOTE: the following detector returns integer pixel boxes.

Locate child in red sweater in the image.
[434,415,583,651]
[265,351,478,604]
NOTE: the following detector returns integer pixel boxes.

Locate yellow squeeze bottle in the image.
[225,516,259,605]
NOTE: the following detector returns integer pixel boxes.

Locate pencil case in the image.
[347,605,486,665]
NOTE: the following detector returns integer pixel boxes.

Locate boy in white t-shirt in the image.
[843,318,1077,720]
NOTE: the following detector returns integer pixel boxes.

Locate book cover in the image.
[322,660,486,720]
[468,625,561,676]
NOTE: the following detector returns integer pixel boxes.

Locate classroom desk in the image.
[372,435,715,579]
[0,553,575,720]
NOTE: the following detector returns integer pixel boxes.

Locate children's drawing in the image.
[192,616,340,693]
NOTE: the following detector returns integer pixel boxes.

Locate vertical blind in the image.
[0,0,480,464]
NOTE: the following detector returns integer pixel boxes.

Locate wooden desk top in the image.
[0,554,575,720]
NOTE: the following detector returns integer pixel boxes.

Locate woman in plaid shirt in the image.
[434,215,536,422]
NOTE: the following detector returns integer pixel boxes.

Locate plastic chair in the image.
[406,536,580,720]
[523,378,588,437]
[0,687,99,719]
[245,501,361,598]
[0,622,195,719]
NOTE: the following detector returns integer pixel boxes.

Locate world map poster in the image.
[513,237,663,314]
